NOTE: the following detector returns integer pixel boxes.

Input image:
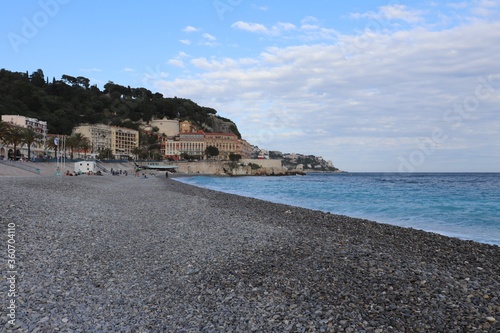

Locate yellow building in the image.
[236,139,253,159]
[161,131,205,160]
[111,126,139,159]
[180,121,197,133]
[204,132,238,160]
[74,124,138,159]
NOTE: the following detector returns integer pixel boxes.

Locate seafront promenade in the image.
[0,175,499,332]
[0,161,135,177]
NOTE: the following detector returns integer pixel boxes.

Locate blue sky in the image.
[2,0,500,172]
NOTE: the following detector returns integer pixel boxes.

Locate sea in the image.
[175,172,500,246]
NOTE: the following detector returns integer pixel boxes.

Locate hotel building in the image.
[74,124,139,158]
[203,132,238,160]
[1,115,48,158]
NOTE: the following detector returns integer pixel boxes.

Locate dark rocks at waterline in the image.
[0,176,499,332]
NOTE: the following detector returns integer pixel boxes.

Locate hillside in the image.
[0,68,240,137]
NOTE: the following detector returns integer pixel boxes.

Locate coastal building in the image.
[149,118,180,137]
[179,131,205,159]
[1,115,48,140]
[160,130,243,160]
[74,124,112,155]
[237,139,253,159]
[180,121,197,133]
[74,124,139,159]
[147,119,250,161]
[1,115,48,159]
[204,132,238,160]
[161,131,206,160]
[161,138,180,160]
[111,126,140,159]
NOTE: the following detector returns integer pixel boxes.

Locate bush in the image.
[248,163,261,170]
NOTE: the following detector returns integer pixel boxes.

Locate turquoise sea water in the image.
[175,173,500,246]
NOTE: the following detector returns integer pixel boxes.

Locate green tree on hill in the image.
[0,68,241,138]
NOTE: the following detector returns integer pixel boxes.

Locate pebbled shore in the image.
[1,175,499,332]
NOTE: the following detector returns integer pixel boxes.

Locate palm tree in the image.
[22,128,41,161]
[132,146,142,161]
[65,135,77,160]
[80,138,91,159]
[66,133,87,159]
[4,125,25,160]
[0,121,11,160]
[0,120,10,142]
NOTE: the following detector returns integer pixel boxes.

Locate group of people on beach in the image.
[109,168,128,176]
[65,170,103,176]
[134,168,157,178]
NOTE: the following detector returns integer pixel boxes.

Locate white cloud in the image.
[274,22,296,32]
[203,33,216,41]
[231,21,297,36]
[471,0,499,16]
[183,26,199,33]
[167,59,184,68]
[231,21,268,33]
[180,39,191,45]
[123,67,135,72]
[350,4,425,23]
[154,19,500,172]
[446,2,468,10]
[233,18,336,42]
[301,16,319,25]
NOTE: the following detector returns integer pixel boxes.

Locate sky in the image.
[1,0,500,172]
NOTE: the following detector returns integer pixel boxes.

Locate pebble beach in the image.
[1,175,499,332]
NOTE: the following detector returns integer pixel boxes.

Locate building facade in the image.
[111,126,139,159]
[161,130,242,160]
[74,124,138,158]
[149,118,180,137]
[161,131,205,160]
[179,131,205,159]
[180,121,197,133]
[1,115,48,159]
[204,132,238,160]
[237,139,253,159]
[74,124,112,154]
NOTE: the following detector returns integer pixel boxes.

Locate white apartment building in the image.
[1,115,48,159]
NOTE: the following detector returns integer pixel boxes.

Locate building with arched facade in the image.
[1,115,48,160]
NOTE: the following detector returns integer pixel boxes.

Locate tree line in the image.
[0,68,241,137]
[0,120,95,160]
